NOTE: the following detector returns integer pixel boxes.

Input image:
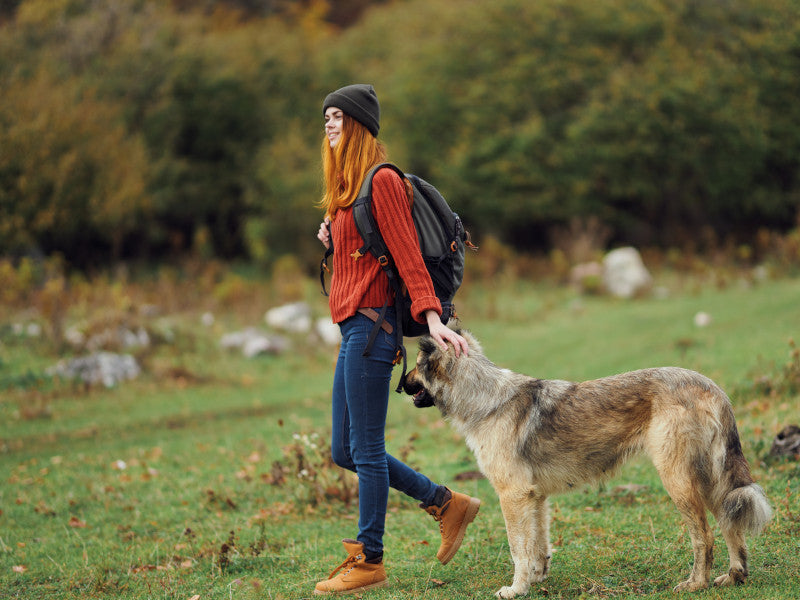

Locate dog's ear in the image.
[419,335,438,357]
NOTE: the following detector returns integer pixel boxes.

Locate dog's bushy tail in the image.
[713,403,772,536]
[718,483,772,536]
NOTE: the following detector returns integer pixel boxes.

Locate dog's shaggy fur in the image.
[403,331,772,598]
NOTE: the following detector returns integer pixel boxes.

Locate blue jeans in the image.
[331,308,439,556]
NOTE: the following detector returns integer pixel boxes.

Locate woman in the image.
[314,84,480,595]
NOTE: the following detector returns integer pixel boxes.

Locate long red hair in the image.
[319,115,387,221]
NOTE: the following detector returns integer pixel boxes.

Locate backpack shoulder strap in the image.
[352,162,405,268]
[351,163,410,371]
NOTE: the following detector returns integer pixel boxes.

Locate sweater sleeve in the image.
[371,168,442,323]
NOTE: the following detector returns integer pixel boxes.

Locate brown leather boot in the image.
[423,489,481,564]
[314,539,388,595]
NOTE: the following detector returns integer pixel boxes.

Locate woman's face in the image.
[324,106,344,148]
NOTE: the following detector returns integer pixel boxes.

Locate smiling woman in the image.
[311,83,476,596]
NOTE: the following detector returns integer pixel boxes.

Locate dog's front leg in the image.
[495,487,549,599]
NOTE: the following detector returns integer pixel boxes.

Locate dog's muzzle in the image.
[403,375,435,408]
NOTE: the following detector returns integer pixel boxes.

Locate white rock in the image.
[219,329,254,350]
[693,312,712,327]
[602,247,652,298]
[48,352,141,388]
[220,328,289,357]
[121,327,150,349]
[265,302,312,333]
[315,318,341,346]
[242,335,289,358]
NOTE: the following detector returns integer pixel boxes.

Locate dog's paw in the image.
[529,555,550,583]
[713,574,734,587]
[529,570,548,583]
[713,568,746,587]
[673,579,708,592]
[495,584,528,599]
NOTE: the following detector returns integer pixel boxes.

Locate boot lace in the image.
[424,504,447,534]
[327,552,363,579]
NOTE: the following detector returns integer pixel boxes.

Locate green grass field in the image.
[1,276,799,599]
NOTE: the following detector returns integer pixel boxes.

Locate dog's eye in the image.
[416,354,428,372]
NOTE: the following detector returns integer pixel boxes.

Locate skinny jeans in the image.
[331,308,439,555]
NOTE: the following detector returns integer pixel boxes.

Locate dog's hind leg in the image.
[494,487,550,599]
[713,525,748,587]
[712,483,771,586]
[657,470,714,591]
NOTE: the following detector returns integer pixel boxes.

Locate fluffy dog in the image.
[403,331,772,598]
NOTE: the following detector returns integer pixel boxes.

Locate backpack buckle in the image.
[351,249,364,261]
[378,255,389,266]
[393,349,403,365]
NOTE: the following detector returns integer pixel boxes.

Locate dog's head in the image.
[402,330,480,411]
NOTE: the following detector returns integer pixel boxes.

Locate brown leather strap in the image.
[357,308,394,334]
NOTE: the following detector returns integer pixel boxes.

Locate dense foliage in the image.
[1,0,799,270]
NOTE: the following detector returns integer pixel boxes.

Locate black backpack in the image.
[320,163,474,390]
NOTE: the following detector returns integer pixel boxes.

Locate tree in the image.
[0,71,149,264]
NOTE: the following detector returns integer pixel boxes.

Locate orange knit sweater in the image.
[328,167,442,324]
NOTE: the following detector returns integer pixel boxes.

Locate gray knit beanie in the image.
[323,84,380,137]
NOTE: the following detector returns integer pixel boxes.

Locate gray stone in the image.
[264,302,312,333]
[602,247,652,298]
[220,328,289,358]
[49,352,141,388]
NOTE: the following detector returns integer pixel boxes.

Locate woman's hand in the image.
[317,217,331,249]
[425,310,469,357]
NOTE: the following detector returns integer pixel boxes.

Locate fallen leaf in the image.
[430,578,446,587]
[189,596,200,600]
[12,565,27,573]
[130,565,154,574]
[34,500,56,516]
[68,516,87,528]
[130,564,169,574]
